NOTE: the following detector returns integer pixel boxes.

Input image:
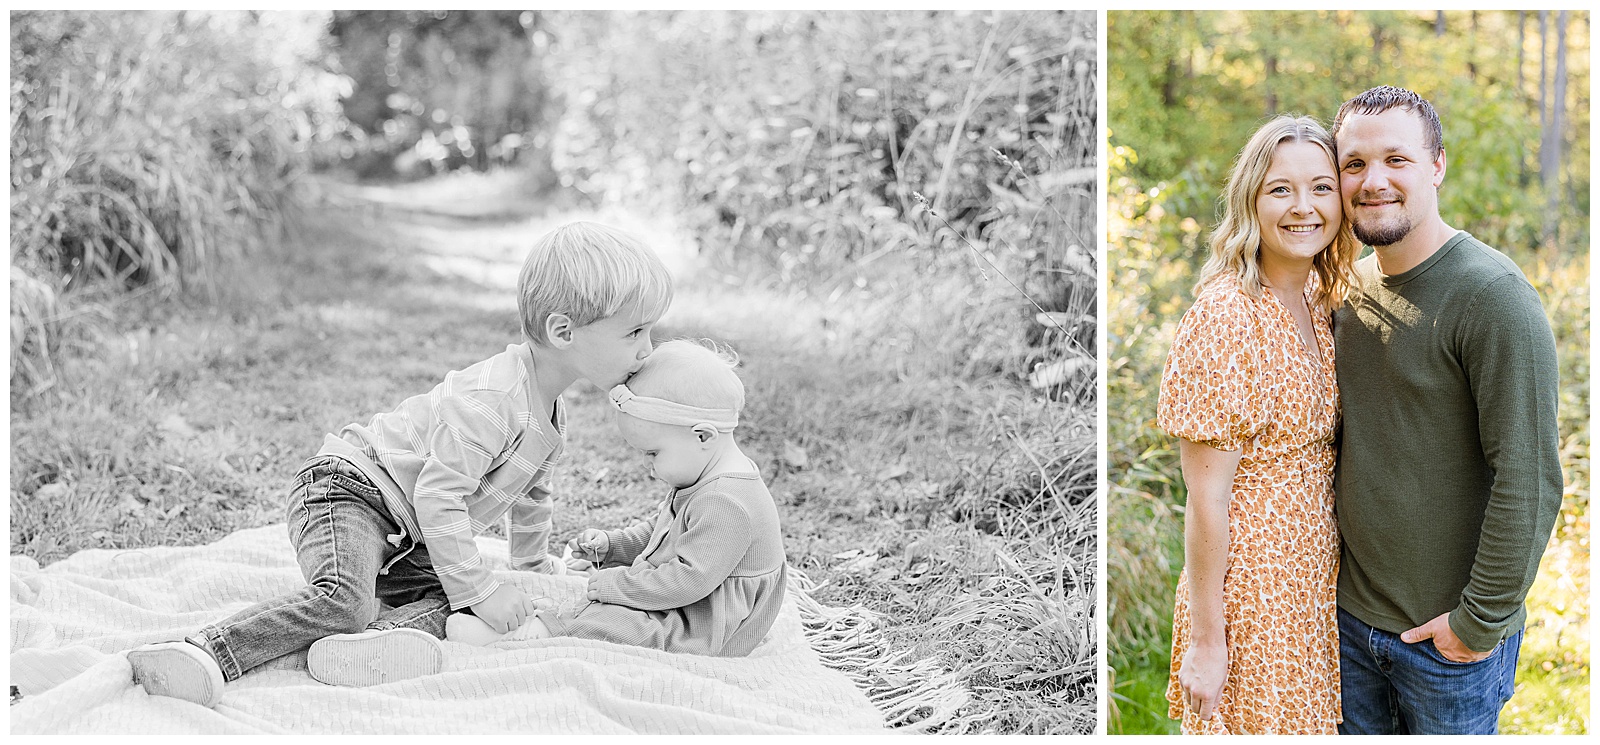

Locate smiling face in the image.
[564,306,658,391]
[1256,140,1342,269]
[1335,107,1446,247]
[615,413,710,488]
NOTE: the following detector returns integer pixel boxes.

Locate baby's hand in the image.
[564,555,596,575]
[471,584,535,634]
[567,529,609,563]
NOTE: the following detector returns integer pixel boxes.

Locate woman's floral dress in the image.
[1157,274,1341,734]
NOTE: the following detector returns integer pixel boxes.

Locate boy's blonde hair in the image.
[627,339,745,414]
[518,222,674,344]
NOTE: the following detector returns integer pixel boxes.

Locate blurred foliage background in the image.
[1106,10,1590,735]
[10,8,1092,402]
[9,10,344,388]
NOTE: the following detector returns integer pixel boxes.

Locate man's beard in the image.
[1350,193,1412,246]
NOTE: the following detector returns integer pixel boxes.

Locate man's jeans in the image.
[1338,606,1520,734]
[192,456,454,682]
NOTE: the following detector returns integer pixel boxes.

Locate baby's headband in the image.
[609,384,739,432]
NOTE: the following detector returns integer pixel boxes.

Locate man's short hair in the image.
[1332,85,1445,161]
[627,339,744,414]
[517,222,673,344]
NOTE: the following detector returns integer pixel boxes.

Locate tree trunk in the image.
[1517,10,1528,186]
[1538,10,1548,196]
[1467,11,1478,80]
[1546,11,1567,245]
[1516,11,1525,97]
[1435,11,1446,37]
[1161,58,1178,108]
[1264,55,1278,117]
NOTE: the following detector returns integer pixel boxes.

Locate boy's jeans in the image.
[192,455,454,682]
[1337,606,1520,735]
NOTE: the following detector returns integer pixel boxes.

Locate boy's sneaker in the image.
[306,628,444,687]
[128,640,226,708]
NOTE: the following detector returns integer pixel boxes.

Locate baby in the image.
[446,339,789,656]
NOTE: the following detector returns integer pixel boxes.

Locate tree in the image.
[1545,10,1568,244]
[327,10,553,178]
[1517,11,1528,186]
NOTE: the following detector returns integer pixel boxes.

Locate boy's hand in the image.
[567,529,610,563]
[471,584,535,634]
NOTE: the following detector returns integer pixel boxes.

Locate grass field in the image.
[7,171,1094,733]
[1109,503,1591,735]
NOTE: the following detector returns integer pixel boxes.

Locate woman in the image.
[1157,115,1359,734]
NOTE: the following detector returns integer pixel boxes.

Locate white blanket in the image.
[8,524,910,734]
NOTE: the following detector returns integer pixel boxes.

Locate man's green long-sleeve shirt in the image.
[1333,231,1562,653]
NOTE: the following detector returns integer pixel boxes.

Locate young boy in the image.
[127,222,672,707]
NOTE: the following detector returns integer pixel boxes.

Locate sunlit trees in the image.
[326,10,553,179]
[1109,10,1589,257]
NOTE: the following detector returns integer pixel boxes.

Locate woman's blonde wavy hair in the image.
[1195,115,1359,312]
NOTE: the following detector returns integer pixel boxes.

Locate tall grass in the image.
[540,11,1092,295]
[652,105,1096,729]
[9,10,341,397]
[671,265,1095,733]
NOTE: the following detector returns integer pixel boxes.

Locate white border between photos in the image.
[1094,7,1111,738]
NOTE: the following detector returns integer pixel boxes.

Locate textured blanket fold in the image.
[8,524,895,734]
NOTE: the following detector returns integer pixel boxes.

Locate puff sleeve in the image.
[1157,286,1274,452]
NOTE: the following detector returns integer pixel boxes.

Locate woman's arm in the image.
[1176,438,1242,722]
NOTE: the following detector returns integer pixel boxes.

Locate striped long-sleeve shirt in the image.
[317,343,567,610]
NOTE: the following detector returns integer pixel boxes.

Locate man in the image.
[1329,85,1562,735]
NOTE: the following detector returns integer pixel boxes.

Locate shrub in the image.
[543,15,1088,260]
[9,10,342,395]
[537,10,1093,393]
